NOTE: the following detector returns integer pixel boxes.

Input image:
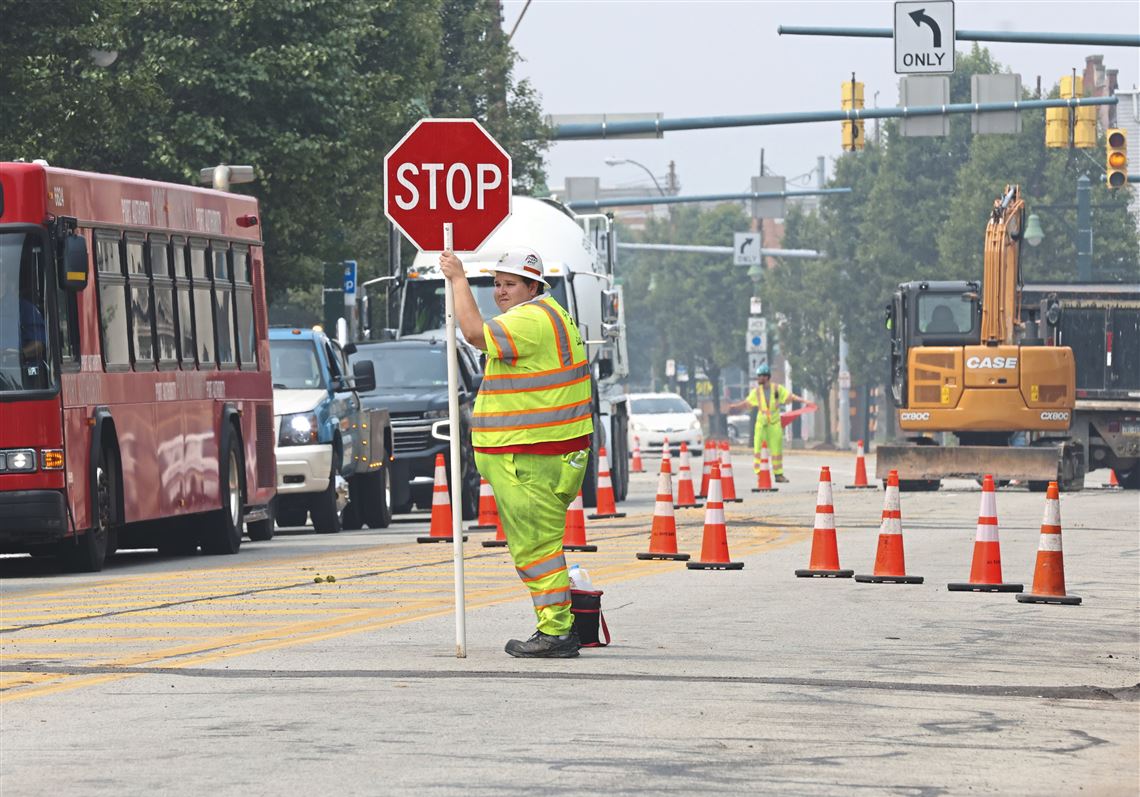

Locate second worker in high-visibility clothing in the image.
[440,246,592,658]
[727,364,805,483]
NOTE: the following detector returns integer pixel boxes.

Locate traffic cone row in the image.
[417,454,467,544]
[845,440,877,490]
[630,436,645,473]
[638,455,690,561]
[753,441,777,492]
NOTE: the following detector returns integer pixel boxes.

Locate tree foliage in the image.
[0,0,548,306]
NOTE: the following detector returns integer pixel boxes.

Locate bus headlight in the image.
[278,413,319,446]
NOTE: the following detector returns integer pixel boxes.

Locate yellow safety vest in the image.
[747,383,788,423]
[473,295,594,447]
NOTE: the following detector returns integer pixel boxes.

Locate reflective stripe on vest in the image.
[474,296,594,447]
[756,384,781,422]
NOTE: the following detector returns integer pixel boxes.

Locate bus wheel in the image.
[310,454,343,534]
[202,436,243,555]
[61,447,118,572]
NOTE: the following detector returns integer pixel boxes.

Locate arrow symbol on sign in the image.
[908,8,942,48]
[739,236,755,254]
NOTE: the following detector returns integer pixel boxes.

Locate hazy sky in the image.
[502,0,1140,195]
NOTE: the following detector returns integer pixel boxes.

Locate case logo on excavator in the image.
[900,411,930,421]
[966,356,1018,369]
[1040,411,1070,421]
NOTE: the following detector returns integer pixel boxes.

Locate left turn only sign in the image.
[384,118,512,252]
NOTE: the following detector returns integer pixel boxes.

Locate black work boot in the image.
[505,630,580,658]
[775,474,789,483]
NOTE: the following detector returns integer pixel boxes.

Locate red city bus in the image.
[0,162,275,571]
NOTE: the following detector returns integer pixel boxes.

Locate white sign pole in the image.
[442,222,467,658]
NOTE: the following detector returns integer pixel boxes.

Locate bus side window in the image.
[211,242,237,368]
[95,230,130,370]
[189,239,215,367]
[126,233,156,371]
[149,235,179,368]
[171,236,195,368]
[232,246,256,369]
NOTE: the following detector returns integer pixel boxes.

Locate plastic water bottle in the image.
[568,564,593,591]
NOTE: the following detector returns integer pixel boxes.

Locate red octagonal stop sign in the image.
[384,118,512,252]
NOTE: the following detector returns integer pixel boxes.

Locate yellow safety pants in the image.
[474,448,589,636]
[753,419,784,476]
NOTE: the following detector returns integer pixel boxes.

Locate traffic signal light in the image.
[1106,128,1128,189]
[841,78,864,152]
[1046,75,1096,149]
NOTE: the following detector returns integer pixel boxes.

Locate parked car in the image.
[627,392,703,457]
[727,413,753,445]
[269,327,392,533]
[346,337,483,519]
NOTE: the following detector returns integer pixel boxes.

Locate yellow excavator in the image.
[877,185,1079,490]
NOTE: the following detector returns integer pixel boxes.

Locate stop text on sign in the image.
[392,162,503,212]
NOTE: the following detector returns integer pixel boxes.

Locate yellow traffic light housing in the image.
[1106,128,1128,189]
[1046,75,1096,149]
[841,77,865,152]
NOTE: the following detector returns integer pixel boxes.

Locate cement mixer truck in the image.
[363,196,630,508]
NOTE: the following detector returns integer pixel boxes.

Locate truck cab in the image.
[269,327,392,532]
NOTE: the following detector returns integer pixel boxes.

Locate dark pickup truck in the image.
[346,337,483,518]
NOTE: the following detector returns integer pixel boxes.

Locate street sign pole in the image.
[442,222,467,659]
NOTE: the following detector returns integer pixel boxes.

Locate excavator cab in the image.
[887,281,981,406]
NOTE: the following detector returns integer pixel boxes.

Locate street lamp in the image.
[604,156,666,196]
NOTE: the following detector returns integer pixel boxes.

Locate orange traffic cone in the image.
[719,441,742,503]
[1017,482,1081,605]
[795,466,853,578]
[753,441,777,493]
[477,477,507,548]
[1104,469,1122,490]
[631,436,645,473]
[948,474,1022,592]
[563,490,597,552]
[587,447,626,519]
[469,477,499,531]
[686,463,743,570]
[845,439,877,490]
[855,470,923,584]
[638,456,690,561]
[661,437,672,472]
[417,454,467,544]
[698,440,714,498]
[674,442,702,509]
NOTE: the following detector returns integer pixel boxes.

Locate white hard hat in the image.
[491,247,548,286]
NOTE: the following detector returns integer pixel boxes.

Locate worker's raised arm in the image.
[439,251,486,348]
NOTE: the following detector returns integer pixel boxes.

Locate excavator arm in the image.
[980,185,1024,346]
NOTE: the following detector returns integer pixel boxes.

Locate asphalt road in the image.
[2,448,1137,795]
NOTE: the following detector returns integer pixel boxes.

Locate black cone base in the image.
[844,484,878,490]
[637,551,691,561]
[948,581,1023,592]
[563,544,597,552]
[855,573,924,584]
[723,497,744,503]
[481,539,507,548]
[752,487,778,493]
[795,568,854,578]
[674,502,704,510]
[468,523,498,531]
[587,512,626,520]
[417,535,468,544]
[1016,592,1082,605]
[687,560,744,570]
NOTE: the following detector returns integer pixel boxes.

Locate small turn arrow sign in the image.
[908,8,942,48]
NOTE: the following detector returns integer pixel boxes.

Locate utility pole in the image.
[1076,175,1092,281]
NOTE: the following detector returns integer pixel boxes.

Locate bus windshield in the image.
[269,338,325,390]
[0,230,56,393]
[400,275,568,336]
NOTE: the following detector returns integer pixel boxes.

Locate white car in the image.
[627,392,703,458]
